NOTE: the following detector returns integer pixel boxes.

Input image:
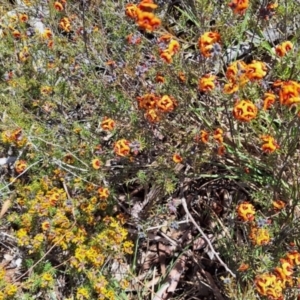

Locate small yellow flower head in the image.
[173,153,183,163]
[19,46,30,62]
[236,201,255,221]
[76,287,89,299]
[40,86,53,95]
[92,158,101,170]
[4,284,18,296]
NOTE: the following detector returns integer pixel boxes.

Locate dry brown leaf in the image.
[0,199,11,219]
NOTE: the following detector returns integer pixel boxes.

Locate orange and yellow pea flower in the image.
[114,139,130,156]
[200,130,209,143]
[277,80,300,106]
[198,31,221,58]
[261,135,279,153]
[98,187,110,200]
[136,11,161,32]
[145,108,160,122]
[198,74,217,92]
[263,92,276,110]
[228,0,249,14]
[272,200,286,211]
[138,0,158,12]
[275,41,293,57]
[213,128,223,144]
[101,117,115,131]
[156,95,177,112]
[233,99,258,122]
[15,160,27,174]
[167,39,180,55]
[237,263,249,272]
[245,60,267,81]
[236,201,255,221]
[59,17,71,32]
[249,226,271,246]
[137,93,158,110]
[160,50,173,64]
[54,1,64,11]
[173,153,183,163]
[125,3,138,19]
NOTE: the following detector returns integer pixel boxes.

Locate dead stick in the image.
[181,198,236,278]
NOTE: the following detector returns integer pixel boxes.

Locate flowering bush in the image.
[0,0,300,299]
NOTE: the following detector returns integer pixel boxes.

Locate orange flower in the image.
[200,130,209,143]
[255,273,280,297]
[228,0,249,14]
[245,60,267,81]
[278,80,300,106]
[101,117,115,131]
[155,73,165,83]
[275,41,293,57]
[19,46,30,62]
[59,17,71,32]
[237,263,249,271]
[125,3,138,19]
[12,30,21,39]
[98,187,110,199]
[137,93,158,110]
[126,33,142,45]
[42,28,53,39]
[236,201,255,221]
[158,33,172,42]
[178,72,186,82]
[198,74,217,92]
[173,153,183,163]
[233,100,258,122]
[54,1,64,11]
[272,200,286,211]
[136,11,161,31]
[92,158,101,170]
[138,0,158,12]
[249,226,270,245]
[225,60,247,84]
[223,82,239,94]
[19,13,28,23]
[261,135,279,153]
[213,128,223,144]
[280,259,293,277]
[15,160,27,174]
[145,108,160,122]
[217,145,225,156]
[286,251,300,266]
[156,95,177,112]
[167,40,180,55]
[198,32,221,58]
[160,50,173,63]
[114,139,130,156]
[263,92,276,110]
